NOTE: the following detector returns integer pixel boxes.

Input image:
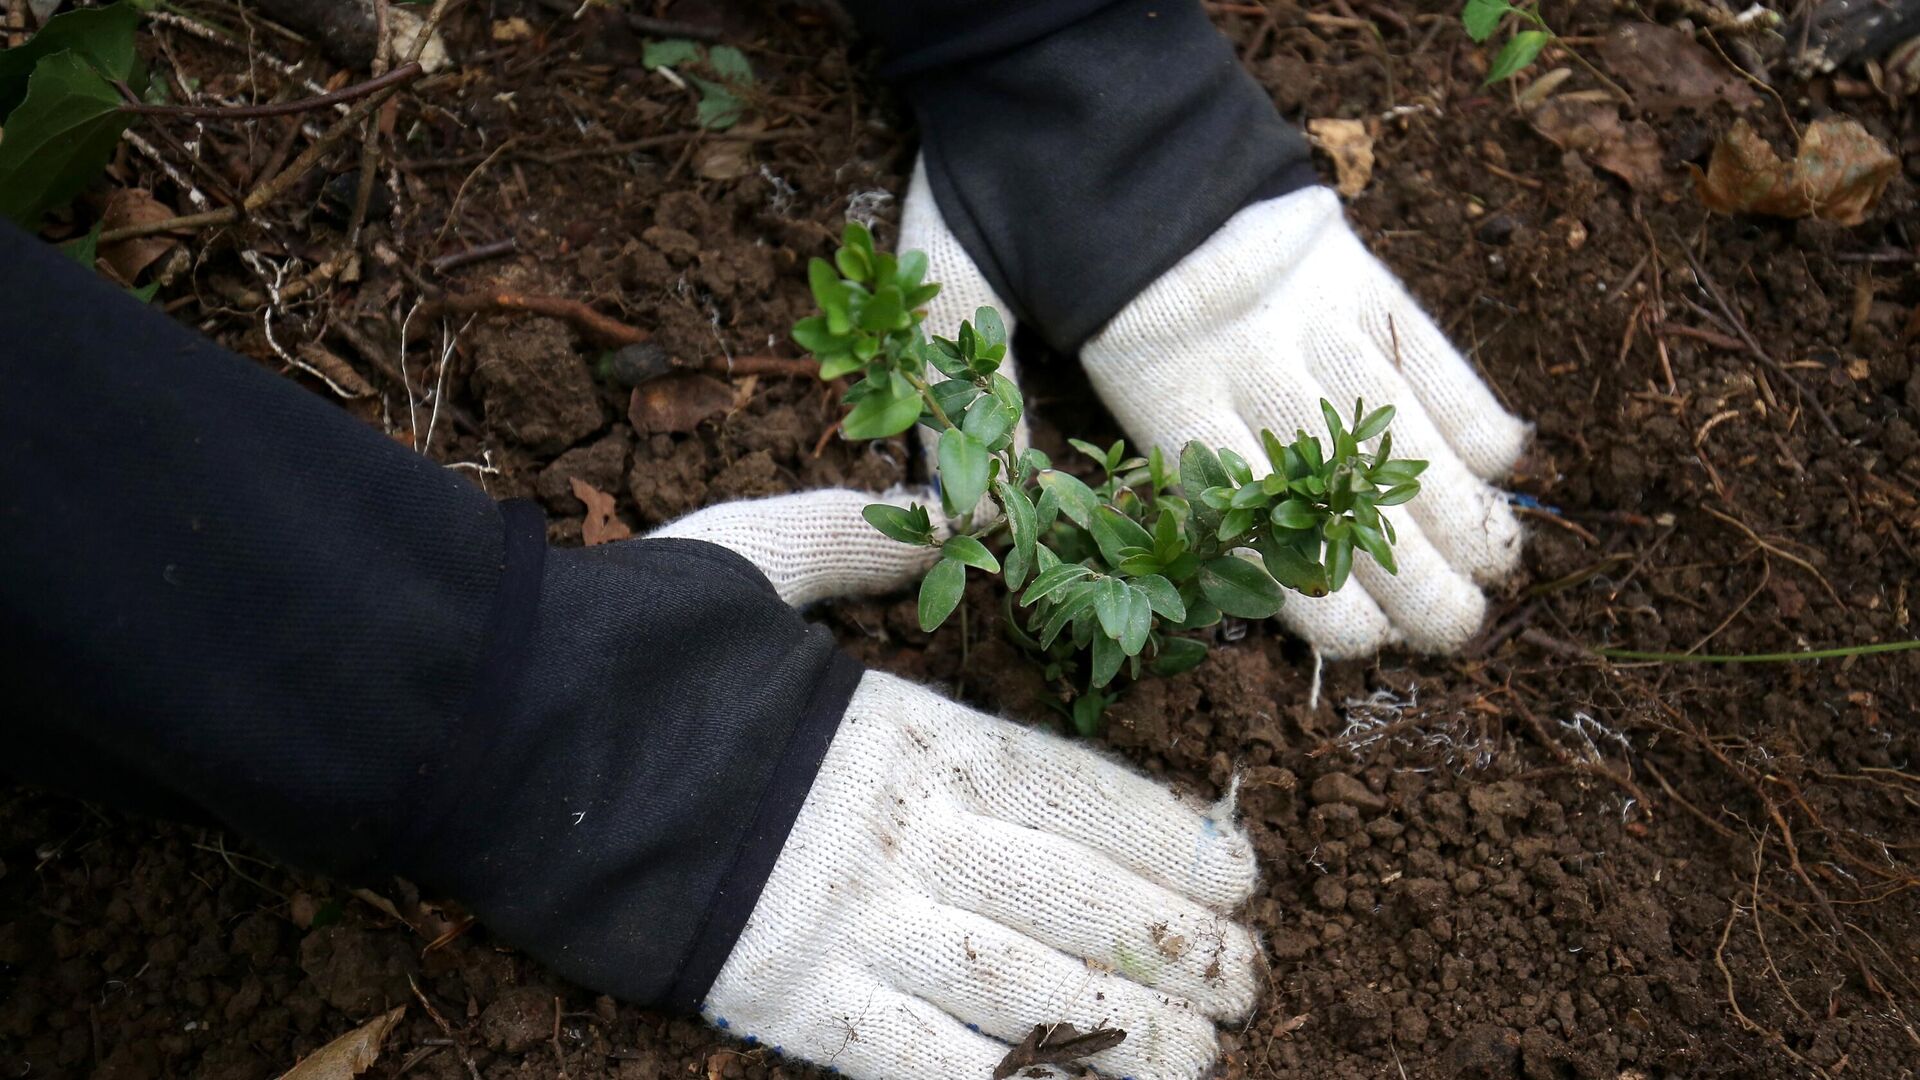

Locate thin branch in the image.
[117,62,422,119]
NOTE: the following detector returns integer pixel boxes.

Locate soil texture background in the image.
[3,1,1918,1078]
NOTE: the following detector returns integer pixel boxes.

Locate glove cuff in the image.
[854,0,1319,351]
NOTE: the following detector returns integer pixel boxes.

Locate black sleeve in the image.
[0,221,860,1013]
[841,0,1320,352]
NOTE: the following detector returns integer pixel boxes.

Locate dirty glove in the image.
[1082,186,1530,656]
[653,498,1263,1078]
[706,671,1261,1079]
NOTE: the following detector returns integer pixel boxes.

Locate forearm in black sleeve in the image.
[841,0,1318,351]
[0,221,859,1012]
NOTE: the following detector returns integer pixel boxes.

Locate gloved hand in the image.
[902,158,1530,658]
[653,496,1263,1079]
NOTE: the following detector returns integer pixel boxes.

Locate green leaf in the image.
[1370,459,1429,486]
[1121,586,1152,655]
[962,396,1016,448]
[1198,556,1285,620]
[1351,521,1396,574]
[1377,482,1420,506]
[1216,507,1255,543]
[1150,636,1208,676]
[835,243,872,283]
[790,315,838,356]
[995,479,1038,589]
[1255,532,1330,596]
[641,38,703,70]
[1068,438,1109,469]
[842,386,923,439]
[1353,403,1396,442]
[972,305,1006,350]
[1218,447,1254,485]
[1180,443,1230,533]
[1326,534,1355,592]
[1021,562,1094,607]
[1131,574,1187,623]
[706,45,753,83]
[918,557,967,632]
[1090,632,1123,689]
[1036,471,1100,529]
[862,502,933,545]
[937,428,991,516]
[1270,498,1318,531]
[896,249,929,288]
[858,282,905,332]
[943,534,1001,573]
[1094,576,1131,640]
[689,76,744,129]
[0,51,134,228]
[0,1,143,119]
[817,352,864,381]
[60,221,101,267]
[1039,583,1097,648]
[1070,692,1110,737]
[1090,505,1154,567]
[1485,29,1551,83]
[1461,0,1510,43]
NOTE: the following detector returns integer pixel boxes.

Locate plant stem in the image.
[1597,641,1920,664]
[902,369,956,431]
[116,62,423,119]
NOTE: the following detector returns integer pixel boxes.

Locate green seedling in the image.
[641,38,755,130]
[1462,0,1554,84]
[0,0,151,229]
[793,224,1427,732]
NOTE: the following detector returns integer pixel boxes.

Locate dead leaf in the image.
[992,1023,1126,1080]
[1596,24,1760,113]
[491,16,534,42]
[571,478,632,546]
[278,1006,403,1080]
[629,372,735,434]
[97,189,179,284]
[297,344,376,398]
[696,139,755,181]
[1693,116,1898,226]
[1306,118,1374,197]
[1529,99,1668,192]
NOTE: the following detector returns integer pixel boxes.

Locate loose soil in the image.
[5,1,1919,1078]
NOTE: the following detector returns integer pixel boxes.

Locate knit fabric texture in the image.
[703,671,1263,1080]
[649,488,946,608]
[1083,186,1531,656]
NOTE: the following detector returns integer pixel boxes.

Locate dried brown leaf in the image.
[1529,100,1668,192]
[991,1023,1126,1080]
[628,372,735,434]
[97,188,178,284]
[1306,118,1374,197]
[571,477,632,546]
[1693,116,1898,225]
[278,1006,403,1080]
[1597,24,1760,113]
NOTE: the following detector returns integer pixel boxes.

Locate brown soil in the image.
[5,1,1919,1078]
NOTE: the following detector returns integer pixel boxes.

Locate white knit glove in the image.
[706,671,1261,1080]
[653,500,1263,1079]
[903,159,1529,657]
[649,488,942,607]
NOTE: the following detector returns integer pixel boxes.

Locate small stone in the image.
[1310,772,1388,814]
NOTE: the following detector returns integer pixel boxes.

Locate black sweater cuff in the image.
[0,220,858,1012]
[843,0,1319,352]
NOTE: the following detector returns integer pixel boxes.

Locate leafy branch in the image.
[794,224,1427,732]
